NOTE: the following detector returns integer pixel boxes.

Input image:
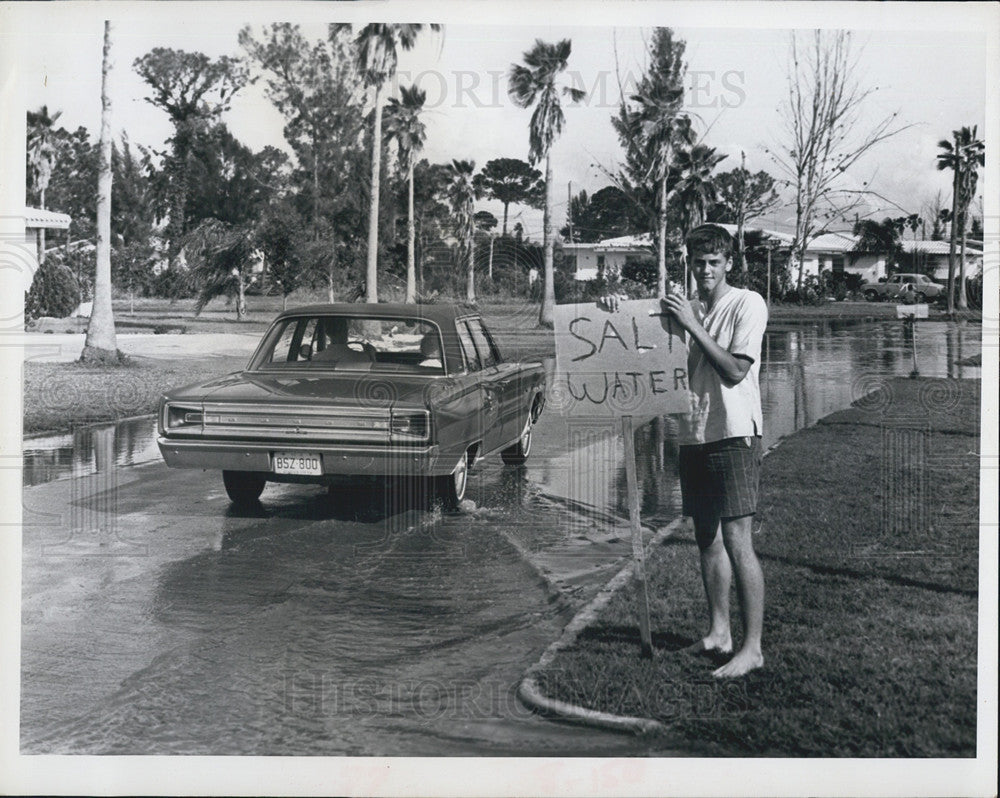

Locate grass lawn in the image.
[22,356,250,435]
[534,377,981,756]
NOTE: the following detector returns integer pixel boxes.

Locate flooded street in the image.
[20,319,981,755]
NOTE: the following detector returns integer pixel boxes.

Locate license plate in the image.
[273,452,322,475]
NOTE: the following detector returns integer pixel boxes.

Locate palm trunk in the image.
[327,231,337,303]
[406,157,416,303]
[466,233,476,303]
[236,272,246,320]
[366,83,384,303]
[946,133,960,315]
[312,128,320,242]
[957,219,968,310]
[737,212,747,273]
[657,176,667,298]
[38,187,47,266]
[167,146,189,273]
[538,154,555,328]
[82,20,118,363]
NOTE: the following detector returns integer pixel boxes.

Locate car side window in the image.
[465,318,500,368]
[457,322,481,372]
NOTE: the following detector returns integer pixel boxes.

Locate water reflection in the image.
[23,416,159,487]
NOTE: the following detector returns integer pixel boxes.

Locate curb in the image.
[516,516,689,735]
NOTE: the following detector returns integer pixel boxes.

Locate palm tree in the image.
[618,86,694,297]
[353,23,439,303]
[936,126,983,313]
[26,105,63,265]
[448,159,479,303]
[384,84,427,303]
[82,21,118,363]
[673,143,727,290]
[936,134,961,313]
[508,39,585,327]
[955,127,984,310]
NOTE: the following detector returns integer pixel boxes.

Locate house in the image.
[20,207,71,292]
[564,224,977,286]
[563,233,654,282]
[564,225,792,282]
[901,239,983,282]
[24,204,70,258]
[798,231,886,283]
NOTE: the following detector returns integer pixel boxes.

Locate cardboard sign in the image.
[553,299,689,417]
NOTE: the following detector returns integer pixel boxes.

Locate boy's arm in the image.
[661,291,758,386]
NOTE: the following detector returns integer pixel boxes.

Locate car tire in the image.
[223,470,266,504]
[501,416,533,465]
[435,451,469,510]
[915,292,926,304]
[863,289,879,302]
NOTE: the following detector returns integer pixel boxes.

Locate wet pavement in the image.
[19,319,981,755]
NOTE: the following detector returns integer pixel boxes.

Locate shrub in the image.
[783,274,824,305]
[24,259,81,322]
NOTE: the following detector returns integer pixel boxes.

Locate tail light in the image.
[390,410,430,441]
[162,403,204,433]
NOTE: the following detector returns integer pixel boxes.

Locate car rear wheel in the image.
[501,416,533,465]
[435,451,468,510]
[863,289,879,302]
[223,470,266,504]
[915,292,926,303]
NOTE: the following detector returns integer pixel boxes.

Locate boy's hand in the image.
[597,293,627,312]
[661,288,697,331]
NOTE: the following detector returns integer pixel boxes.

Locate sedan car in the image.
[862,273,945,302]
[158,303,546,509]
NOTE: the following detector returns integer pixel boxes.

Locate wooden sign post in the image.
[554,299,689,659]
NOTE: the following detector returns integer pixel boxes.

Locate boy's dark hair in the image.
[685,224,734,259]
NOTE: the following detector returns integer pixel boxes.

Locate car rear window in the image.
[253,316,445,373]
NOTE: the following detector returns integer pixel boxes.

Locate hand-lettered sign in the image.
[553,299,689,417]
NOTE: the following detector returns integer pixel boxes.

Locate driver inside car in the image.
[311,317,374,364]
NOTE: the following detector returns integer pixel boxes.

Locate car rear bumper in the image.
[158,437,449,477]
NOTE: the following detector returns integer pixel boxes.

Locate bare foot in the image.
[712,648,764,678]
[681,634,732,655]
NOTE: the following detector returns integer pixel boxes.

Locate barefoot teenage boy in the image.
[603,224,768,678]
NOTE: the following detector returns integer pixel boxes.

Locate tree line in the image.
[25,23,985,349]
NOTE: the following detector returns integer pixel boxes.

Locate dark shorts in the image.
[679,436,762,521]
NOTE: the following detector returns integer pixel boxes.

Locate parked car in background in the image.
[158,304,546,510]
[862,273,945,302]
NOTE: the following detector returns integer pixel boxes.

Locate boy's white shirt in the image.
[676,287,768,446]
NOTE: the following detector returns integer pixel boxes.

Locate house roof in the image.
[596,232,653,250]
[902,239,982,255]
[566,226,794,253]
[714,223,794,245]
[806,231,857,253]
[24,207,71,229]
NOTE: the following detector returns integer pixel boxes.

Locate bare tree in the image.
[81,20,119,363]
[769,31,907,293]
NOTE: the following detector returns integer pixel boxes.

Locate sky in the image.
[1,2,991,242]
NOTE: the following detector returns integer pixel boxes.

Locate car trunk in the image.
[167,372,437,445]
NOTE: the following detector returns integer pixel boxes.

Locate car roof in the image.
[273,302,478,327]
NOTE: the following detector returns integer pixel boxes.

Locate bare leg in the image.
[713,514,764,678]
[685,513,733,654]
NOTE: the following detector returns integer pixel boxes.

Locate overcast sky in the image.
[2,2,991,240]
